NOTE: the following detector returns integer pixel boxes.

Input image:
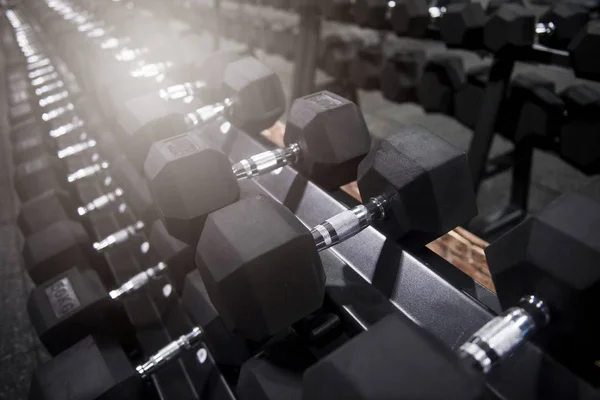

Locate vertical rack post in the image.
[291,3,321,100]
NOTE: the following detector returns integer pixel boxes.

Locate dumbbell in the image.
[558,84,600,174]
[319,33,364,81]
[29,329,206,400]
[265,22,298,60]
[379,46,427,103]
[499,71,564,144]
[452,63,491,129]
[453,71,563,143]
[485,4,598,80]
[49,11,185,94]
[305,179,600,398]
[18,152,155,233]
[417,52,471,114]
[353,0,454,31]
[236,333,315,400]
[20,150,159,283]
[320,0,355,22]
[11,92,119,203]
[389,0,471,38]
[436,0,506,49]
[13,145,113,203]
[26,220,199,356]
[13,111,114,203]
[21,203,150,285]
[92,33,220,120]
[12,96,95,165]
[349,43,385,90]
[353,0,394,29]
[304,313,486,399]
[419,1,591,114]
[451,65,551,131]
[144,91,372,245]
[537,1,592,49]
[193,123,476,341]
[440,0,584,51]
[12,130,97,172]
[116,56,284,171]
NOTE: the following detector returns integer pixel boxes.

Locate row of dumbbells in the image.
[370,42,600,174]
[204,0,599,80]
[182,0,600,174]
[11,2,600,400]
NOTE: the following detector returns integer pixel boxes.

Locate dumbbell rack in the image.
[465,50,572,238]
[291,3,321,99]
[12,4,600,399]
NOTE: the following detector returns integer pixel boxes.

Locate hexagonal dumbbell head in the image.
[9,101,32,124]
[195,195,324,341]
[14,154,64,202]
[10,117,42,145]
[265,23,288,54]
[349,44,384,90]
[12,132,52,165]
[568,20,600,81]
[18,189,74,235]
[390,0,430,37]
[417,53,466,115]
[379,47,427,103]
[22,220,107,285]
[119,94,197,171]
[238,358,303,400]
[144,132,240,245]
[148,220,195,293]
[29,336,141,400]
[303,315,486,400]
[27,267,135,356]
[277,26,299,60]
[318,34,344,69]
[484,4,535,55]
[453,65,490,129]
[353,0,390,28]
[499,71,555,142]
[559,84,600,174]
[485,182,600,372]
[357,125,477,246]
[221,57,286,134]
[440,2,486,49]
[509,72,563,143]
[238,338,313,400]
[323,36,363,80]
[538,3,589,50]
[181,271,249,366]
[283,91,371,190]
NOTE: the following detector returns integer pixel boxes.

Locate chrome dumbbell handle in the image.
[93,221,145,252]
[232,143,301,180]
[184,97,235,127]
[109,262,168,299]
[458,295,550,374]
[136,327,204,379]
[312,195,387,251]
[77,187,124,216]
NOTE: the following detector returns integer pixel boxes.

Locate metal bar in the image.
[468,57,515,190]
[291,7,321,99]
[509,141,533,210]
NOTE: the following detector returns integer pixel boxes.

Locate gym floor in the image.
[0,28,595,400]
